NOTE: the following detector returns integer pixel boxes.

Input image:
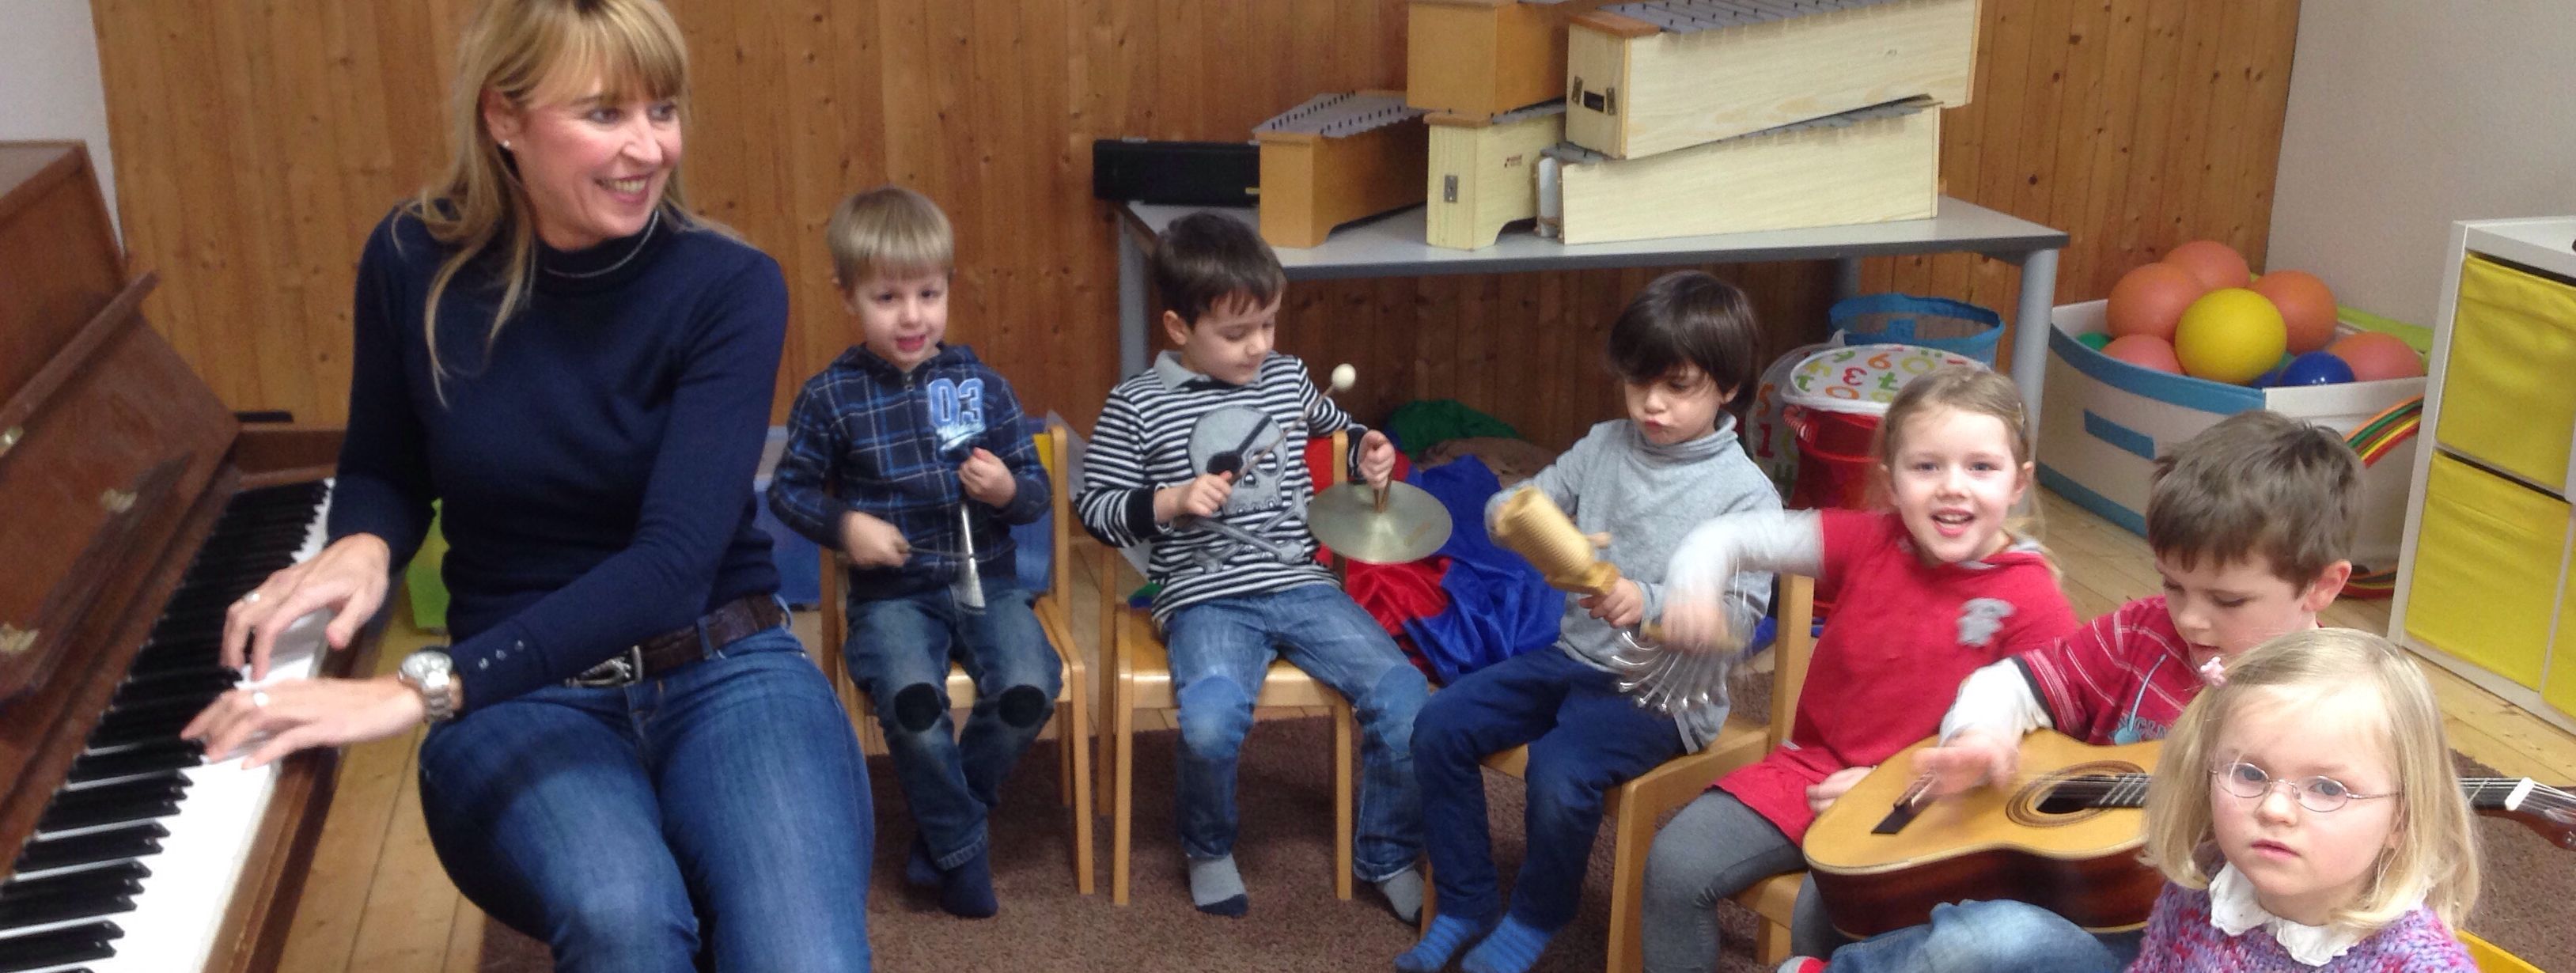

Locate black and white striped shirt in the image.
[1077,352,1366,622]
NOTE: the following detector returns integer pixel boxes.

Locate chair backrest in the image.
[1767,574,1816,748]
[820,426,1072,649]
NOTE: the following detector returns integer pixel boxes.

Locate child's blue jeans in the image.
[1161,582,1429,880]
[1413,646,1687,930]
[845,577,1062,869]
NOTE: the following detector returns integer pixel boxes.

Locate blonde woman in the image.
[181,2,873,969]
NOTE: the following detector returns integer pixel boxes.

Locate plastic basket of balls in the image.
[2033,240,2426,573]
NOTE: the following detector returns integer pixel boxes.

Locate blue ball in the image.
[2275,351,2356,387]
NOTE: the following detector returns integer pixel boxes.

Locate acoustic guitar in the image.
[1801,731,2576,938]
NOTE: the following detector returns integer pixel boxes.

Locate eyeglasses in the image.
[2210,761,2396,813]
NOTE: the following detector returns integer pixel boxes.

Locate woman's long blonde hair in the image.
[411,0,695,396]
[2139,627,2481,929]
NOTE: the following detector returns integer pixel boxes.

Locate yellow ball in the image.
[2173,288,2287,384]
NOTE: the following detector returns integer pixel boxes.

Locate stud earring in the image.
[499,139,513,151]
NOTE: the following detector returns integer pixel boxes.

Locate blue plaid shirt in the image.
[767,343,1048,599]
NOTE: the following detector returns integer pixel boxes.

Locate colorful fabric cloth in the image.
[2014,596,2208,746]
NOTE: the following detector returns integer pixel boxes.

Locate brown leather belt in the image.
[566,594,790,687]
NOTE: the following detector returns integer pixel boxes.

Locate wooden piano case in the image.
[0,141,369,973]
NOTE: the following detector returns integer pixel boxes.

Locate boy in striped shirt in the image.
[1076,212,1427,921]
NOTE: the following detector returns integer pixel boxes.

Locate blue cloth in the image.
[767,343,1050,600]
[844,577,1062,869]
[1413,646,1684,930]
[416,623,873,972]
[331,207,786,710]
[1818,899,2139,973]
[1161,584,1428,879]
[1400,457,1562,684]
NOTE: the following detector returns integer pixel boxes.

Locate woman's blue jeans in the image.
[417,622,873,972]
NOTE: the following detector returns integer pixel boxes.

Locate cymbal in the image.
[1308,482,1453,565]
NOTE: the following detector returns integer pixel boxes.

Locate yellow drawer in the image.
[2405,453,2567,690]
[2551,543,2576,717]
[2438,256,2576,491]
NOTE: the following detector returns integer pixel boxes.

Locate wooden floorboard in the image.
[274,488,2576,971]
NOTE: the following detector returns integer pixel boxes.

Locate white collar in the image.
[2206,864,2372,966]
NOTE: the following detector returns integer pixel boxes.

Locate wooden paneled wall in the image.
[92,0,2298,451]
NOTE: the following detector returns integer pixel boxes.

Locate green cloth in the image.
[1385,399,1519,460]
[405,502,449,633]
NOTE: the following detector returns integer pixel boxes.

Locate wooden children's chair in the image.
[1097,433,1366,906]
[813,424,1093,894]
[1417,574,1816,973]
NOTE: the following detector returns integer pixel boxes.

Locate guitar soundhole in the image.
[2007,761,2146,828]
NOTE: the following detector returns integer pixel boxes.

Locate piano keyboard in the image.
[0,481,334,973]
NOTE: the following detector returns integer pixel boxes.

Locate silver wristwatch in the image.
[396,649,461,722]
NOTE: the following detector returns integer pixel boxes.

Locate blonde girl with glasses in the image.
[2131,628,2479,970]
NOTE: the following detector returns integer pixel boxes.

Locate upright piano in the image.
[0,142,373,971]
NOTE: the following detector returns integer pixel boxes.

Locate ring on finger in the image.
[250,690,271,710]
[239,590,263,605]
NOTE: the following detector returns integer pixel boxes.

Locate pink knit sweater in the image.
[2126,883,2476,971]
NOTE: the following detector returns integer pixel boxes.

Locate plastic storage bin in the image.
[1829,293,2003,368]
[2035,300,2425,570]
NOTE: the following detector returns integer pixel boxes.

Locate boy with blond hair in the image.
[767,186,1057,918]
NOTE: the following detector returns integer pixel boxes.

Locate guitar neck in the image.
[2071,774,2568,818]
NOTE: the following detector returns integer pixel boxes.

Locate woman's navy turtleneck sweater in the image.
[328,206,786,710]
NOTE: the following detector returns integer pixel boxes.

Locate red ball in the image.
[2103,334,2184,374]
[2165,240,2252,290]
[2250,270,2339,354]
[2326,331,2424,382]
[2107,263,2205,342]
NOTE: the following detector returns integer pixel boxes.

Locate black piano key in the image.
[36,797,179,835]
[85,714,200,752]
[0,862,147,904]
[110,669,238,708]
[0,893,134,933]
[66,740,202,786]
[37,778,188,833]
[11,824,167,873]
[91,696,218,740]
[0,920,122,972]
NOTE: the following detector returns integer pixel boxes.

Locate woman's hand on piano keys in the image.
[180,676,427,768]
[224,534,393,680]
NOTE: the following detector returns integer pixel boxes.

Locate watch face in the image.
[401,650,451,683]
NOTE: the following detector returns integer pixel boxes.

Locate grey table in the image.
[1115,199,2073,437]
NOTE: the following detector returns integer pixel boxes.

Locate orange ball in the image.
[2251,270,2339,354]
[2165,240,2252,290]
[2102,334,2183,374]
[2107,262,2205,342]
[2326,331,2424,382]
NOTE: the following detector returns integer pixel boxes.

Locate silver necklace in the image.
[543,209,661,280]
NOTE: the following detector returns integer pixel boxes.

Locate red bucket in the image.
[1787,406,1880,511]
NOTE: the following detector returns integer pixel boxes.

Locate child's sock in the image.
[1775,959,1827,973]
[936,846,999,919]
[1188,854,1249,917]
[903,838,940,888]
[1395,913,1492,972]
[1374,865,1425,925]
[1459,915,1554,973]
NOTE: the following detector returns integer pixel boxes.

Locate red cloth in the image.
[2017,596,2208,747]
[1295,439,1449,630]
[1716,509,2080,842]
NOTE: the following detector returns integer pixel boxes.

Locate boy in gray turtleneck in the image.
[1398,271,1781,973]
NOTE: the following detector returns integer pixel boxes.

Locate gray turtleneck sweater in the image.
[1485,414,1780,750]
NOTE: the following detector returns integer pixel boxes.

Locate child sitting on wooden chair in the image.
[1074,212,1426,921]
[766,186,1059,918]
